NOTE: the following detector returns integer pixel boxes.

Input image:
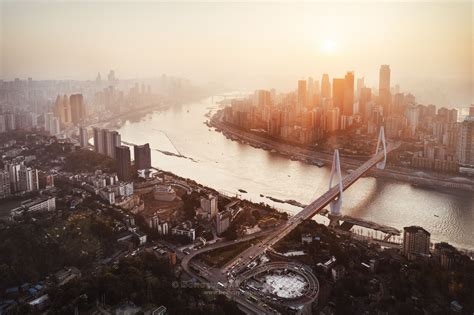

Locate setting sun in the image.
[321,39,336,54]
[0,1,473,314]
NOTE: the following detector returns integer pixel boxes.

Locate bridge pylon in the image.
[329,149,343,216]
[375,126,387,170]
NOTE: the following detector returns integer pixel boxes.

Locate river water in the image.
[118,95,474,250]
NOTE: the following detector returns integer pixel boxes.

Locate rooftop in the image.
[404,225,430,235]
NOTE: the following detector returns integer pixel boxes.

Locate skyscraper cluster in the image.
[0,112,39,134]
[53,94,86,126]
[0,111,62,136]
[224,68,379,145]
[89,126,152,180]
[222,65,473,174]
[1,162,40,198]
[93,127,122,159]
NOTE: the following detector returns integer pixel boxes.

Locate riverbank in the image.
[113,94,474,252]
[209,111,474,192]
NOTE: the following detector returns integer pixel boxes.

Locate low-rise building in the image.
[331,265,346,282]
[301,233,313,244]
[10,196,56,219]
[134,231,147,245]
[153,185,176,201]
[172,224,196,241]
[54,267,81,286]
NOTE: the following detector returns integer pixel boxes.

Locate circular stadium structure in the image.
[236,261,319,308]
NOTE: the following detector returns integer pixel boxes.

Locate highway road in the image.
[180,227,281,314]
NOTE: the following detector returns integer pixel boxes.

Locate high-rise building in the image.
[79,126,89,147]
[6,163,21,192]
[93,127,102,154]
[448,108,458,124]
[392,93,405,115]
[343,71,354,116]
[44,113,60,136]
[406,104,420,135]
[5,113,15,131]
[108,70,116,83]
[356,77,365,99]
[469,105,474,116]
[359,87,372,120]
[105,130,121,159]
[216,210,231,235]
[379,65,391,114]
[297,80,307,114]
[93,127,108,155]
[256,90,271,107]
[385,115,408,138]
[201,194,218,220]
[115,145,132,181]
[332,78,344,112]
[54,94,71,125]
[0,170,11,199]
[324,107,340,132]
[134,143,151,170]
[69,94,86,125]
[313,80,321,96]
[44,112,52,132]
[403,226,430,260]
[307,77,314,109]
[321,74,331,99]
[53,95,61,122]
[92,128,121,157]
[38,171,55,189]
[18,166,39,192]
[20,113,31,131]
[457,116,474,168]
[438,107,458,124]
[52,117,60,135]
[0,115,6,133]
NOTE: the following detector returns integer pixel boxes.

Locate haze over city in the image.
[1,1,472,106]
[0,1,473,314]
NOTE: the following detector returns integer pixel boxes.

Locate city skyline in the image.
[1,1,472,106]
[0,2,473,314]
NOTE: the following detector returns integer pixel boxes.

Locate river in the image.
[117,95,474,250]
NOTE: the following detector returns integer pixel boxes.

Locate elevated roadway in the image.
[180,227,282,314]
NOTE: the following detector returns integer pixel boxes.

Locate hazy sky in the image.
[1,1,472,106]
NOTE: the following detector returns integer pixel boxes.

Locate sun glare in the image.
[322,39,336,54]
